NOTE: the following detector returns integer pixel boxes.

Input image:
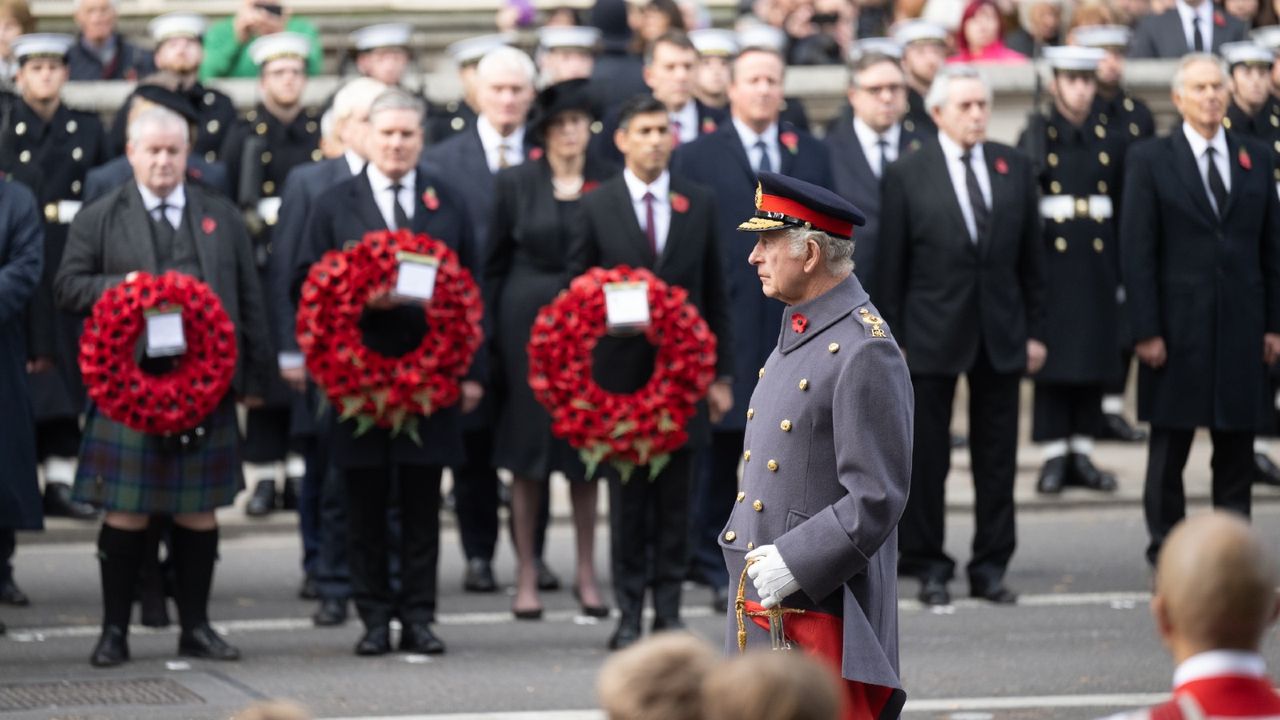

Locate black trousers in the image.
[241,407,293,464]
[35,417,81,461]
[1143,426,1253,565]
[345,465,441,627]
[608,449,692,625]
[0,528,13,586]
[1032,383,1104,442]
[688,430,743,589]
[899,349,1020,591]
[454,428,550,563]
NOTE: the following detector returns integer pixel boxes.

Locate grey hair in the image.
[925,64,993,112]
[476,45,537,87]
[319,108,334,140]
[1172,52,1228,94]
[368,87,425,123]
[127,105,189,146]
[785,227,855,275]
[332,77,388,123]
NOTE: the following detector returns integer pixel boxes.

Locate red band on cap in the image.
[758,194,854,238]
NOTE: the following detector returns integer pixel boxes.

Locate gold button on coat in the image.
[1054,237,1067,252]
[724,531,736,542]
[746,408,754,420]
[828,342,839,353]
[743,450,751,462]
[1093,238,1105,253]
[752,500,763,512]
[767,459,778,472]
[780,420,792,432]
[736,491,745,502]
[747,542,755,550]
[798,378,808,390]
[758,367,765,378]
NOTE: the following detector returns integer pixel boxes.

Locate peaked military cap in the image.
[738,171,866,240]
[149,13,206,43]
[538,25,601,51]
[849,36,903,61]
[12,33,73,63]
[250,31,312,67]
[689,28,738,57]
[1249,26,1280,52]
[1042,45,1105,71]
[891,20,949,46]
[349,23,412,53]
[447,33,514,66]
[1072,25,1132,50]
[1221,41,1274,68]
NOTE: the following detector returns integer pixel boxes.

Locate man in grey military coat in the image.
[722,171,912,719]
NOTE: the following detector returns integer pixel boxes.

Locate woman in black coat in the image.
[485,79,616,619]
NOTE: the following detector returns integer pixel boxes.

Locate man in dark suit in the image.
[271,76,386,625]
[672,43,831,612]
[878,65,1046,607]
[423,45,546,596]
[431,34,512,145]
[294,88,481,657]
[1128,0,1247,58]
[1120,53,1280,566]
[825,51,921,294]
[569,95,732,651]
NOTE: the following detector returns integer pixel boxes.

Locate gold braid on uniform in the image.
[736,557,804,653]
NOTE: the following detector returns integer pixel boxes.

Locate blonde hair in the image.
[701,652,843,720]
[598,633,718,720]
[232,700,312,720]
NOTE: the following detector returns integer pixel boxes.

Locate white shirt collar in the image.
[1176,0,1213,24]
[366,163,416,195]
[136,182,186,212]
[622,168,670,203]
[732,117,779,150]
[853,118,901,153]
[671,100,699,141]
[1173,651,1267,689]
[476,114,525,156]
[937,131,984,165]
[1182,121,1228,160]
[344,149,365,176]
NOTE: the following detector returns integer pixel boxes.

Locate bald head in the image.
[1154,512,1280,658]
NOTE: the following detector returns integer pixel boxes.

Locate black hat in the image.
[133,84,199,125]
[529,78,598,142]
[737,171,866,240]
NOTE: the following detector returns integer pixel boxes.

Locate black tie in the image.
[875,138,890,177]
[152,202,176,260]
[755,139,773,174]
[961,150,989,242]
[389,183,410,230]
[1192,17,1204,51]
[1205,146,1228,217]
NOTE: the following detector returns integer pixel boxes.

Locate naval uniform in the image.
[426,99,477,146]
[108,84,237,164]
[0,100,105,461]
[722,274,911,720]
[1017,109,1126,442]
[220,104,323,465]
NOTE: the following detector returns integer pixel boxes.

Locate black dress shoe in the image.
[1069,454,1118,492]
[1036,456,1069,495]
[313,598,349,626]
[0,579,29,607]
[356,625,392,656]
[535,559,562,591]
[398,623,446,654]
[512,606,544,620]
[178,624,241,660]
[608,622,642,651]
[245,480,276,517]
[298,575,319,601]
[90,625,130,667]
[710,585,731,614]
[462,558,497,593]
[572,586,611,618]
[43,483,98,520]
[1255,453,1280,487]
[281,477,301,510]
[1100,413,1147,443]
[971,584,1018,604]
[918,578,951,606]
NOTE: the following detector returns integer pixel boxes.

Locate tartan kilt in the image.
[71,396,244,514]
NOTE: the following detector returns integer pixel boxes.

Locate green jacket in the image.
[198,16,323,80]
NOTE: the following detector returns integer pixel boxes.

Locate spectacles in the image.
[859,83,906,96]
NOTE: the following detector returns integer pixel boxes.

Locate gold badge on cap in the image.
[754,181,763,210]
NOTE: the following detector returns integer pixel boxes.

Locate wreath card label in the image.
[144,306,186,357]
[603,281,650,331]
[394,251,440,302]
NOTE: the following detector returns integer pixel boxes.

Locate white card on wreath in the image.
[145,308,186,357]
[604,281,650,330]
[394,252,439,302]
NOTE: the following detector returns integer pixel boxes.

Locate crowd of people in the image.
[0,0,1279,714]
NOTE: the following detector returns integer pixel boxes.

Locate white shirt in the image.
[344,149,365,177]
[367,164,416,230]
[623,168,672,256]
[137,182,186,229]
[1176,0,1214,52]
[937,131,992,243]
[733,118,781,174]
[670,100,699,144]
[476,114,525,174]
[853,117,902,177]
[1173,650,1267,689]
[1182,122,1231,214]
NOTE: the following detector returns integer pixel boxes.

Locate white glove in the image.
[745,544,802,610]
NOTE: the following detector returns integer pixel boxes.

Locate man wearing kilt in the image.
[54,104,273,667]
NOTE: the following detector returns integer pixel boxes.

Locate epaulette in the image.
[855,307,887,339]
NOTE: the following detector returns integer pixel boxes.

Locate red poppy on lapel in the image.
[422,187,440,211]
[994,157,1009,175]
[1213,10,1226,26]
[670,191,690,213]
[701,117,717,134]
[201,216,216,234]
[582,180,601,195]
[187,167,203,180]
[791,313,808,334]
[780,131,799,155]
[1239,148,1253,170]
[528,146,544,161]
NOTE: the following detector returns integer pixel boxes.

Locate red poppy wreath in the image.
[79,271,237,435]
[527,266,717,481]
[295,229,483,443]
